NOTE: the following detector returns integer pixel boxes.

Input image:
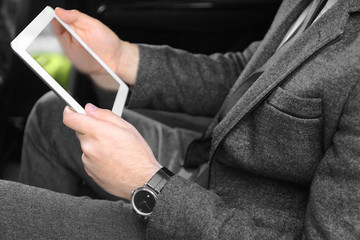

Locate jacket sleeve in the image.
[145,80,360,239]
[128,42,260,117]
[303,78,360,239]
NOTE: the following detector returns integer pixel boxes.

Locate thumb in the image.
[55,7,79,24]
[55,7,99,29]
[84,103,129,128]
[52,8,80,37]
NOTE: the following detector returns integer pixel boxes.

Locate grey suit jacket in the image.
[129,0,360,239]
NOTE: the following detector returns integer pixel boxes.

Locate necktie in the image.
[195,0,328,188]
[218,0,327,121]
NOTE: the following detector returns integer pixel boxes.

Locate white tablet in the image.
[10,6,129,116]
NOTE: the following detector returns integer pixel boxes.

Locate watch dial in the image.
[134,190,156,214]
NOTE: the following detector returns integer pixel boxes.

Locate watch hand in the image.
[143,200,150,210]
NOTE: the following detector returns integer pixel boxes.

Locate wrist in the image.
[116,41,139,86]
[143,165,163,184]
[123,165,162,201]
[131,167,175,218]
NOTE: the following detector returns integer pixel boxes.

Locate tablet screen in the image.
[25,19,119,108]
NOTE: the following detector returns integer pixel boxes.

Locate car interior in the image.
[0,0,282,180]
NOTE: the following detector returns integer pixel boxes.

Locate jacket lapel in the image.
[201,0,311,140]
[210,0,355,157]
[234,0,312,88]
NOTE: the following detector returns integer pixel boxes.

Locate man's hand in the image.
[53,8,139,88]
[63,104,162,200]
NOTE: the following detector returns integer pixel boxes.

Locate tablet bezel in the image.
[10,6,129,116]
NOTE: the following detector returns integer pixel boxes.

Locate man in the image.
[1,0,360,239]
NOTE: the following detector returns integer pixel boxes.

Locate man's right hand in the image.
[53,7,139,88]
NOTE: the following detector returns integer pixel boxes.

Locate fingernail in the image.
[87,103,98,111]
[64,106,74,112]
[55,7,66,13]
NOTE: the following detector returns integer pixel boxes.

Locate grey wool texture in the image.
[130,0,360,239]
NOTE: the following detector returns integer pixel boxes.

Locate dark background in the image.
[0,0,282,180]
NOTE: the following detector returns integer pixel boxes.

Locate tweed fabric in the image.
[0,91,201,239]
[0,179,147,239]
[128,0,360,239]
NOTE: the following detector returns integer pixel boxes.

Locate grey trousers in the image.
[0,92,201,239]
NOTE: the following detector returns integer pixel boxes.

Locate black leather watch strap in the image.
[147,167,174,193]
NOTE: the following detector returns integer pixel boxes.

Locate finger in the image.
[63,106,100,134]
[81,154,103,185]
[55,7,80,25]
[82,154,94,177]
[51,18,66,37]
[53,8,91,47]
[51,17,76,54]
[76,133,96,158]
[84,103,131,128]
[55,7,98,30]
[81,153,92,167]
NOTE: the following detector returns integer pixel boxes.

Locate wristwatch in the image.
[131,167,174,218]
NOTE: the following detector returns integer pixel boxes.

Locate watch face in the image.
[131,188,157,216]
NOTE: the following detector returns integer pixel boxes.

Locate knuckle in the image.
[89,126,99,136]
[81,153,87,163]
[81,143,92,156]
[81,154,91,169]
[83,165,92,177]
[70,9,80,15]
[103,109,112,115]
[118,118,132,129]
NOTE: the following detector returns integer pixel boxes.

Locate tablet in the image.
[10,6,129,116]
